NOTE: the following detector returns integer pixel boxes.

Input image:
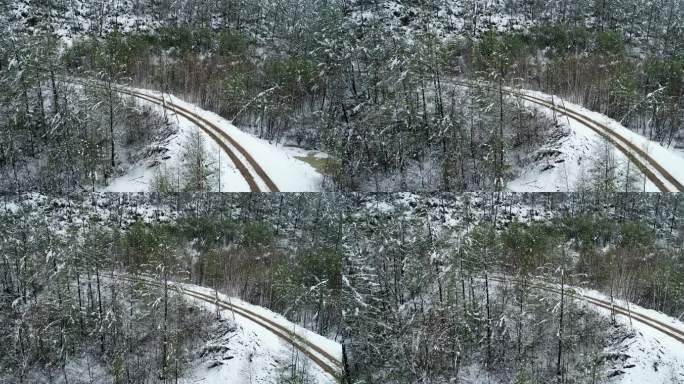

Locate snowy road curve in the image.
[490,275,684,383]
[490,276,684,344]
[66,78,280,192]
[456,81,684,192]
[118,274,343,382]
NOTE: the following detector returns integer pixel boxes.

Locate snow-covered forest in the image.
[1,0,683,191]
[0,194,343,383]
[1,193,683,383]
[2,0,684,383]
[343,193,684,383]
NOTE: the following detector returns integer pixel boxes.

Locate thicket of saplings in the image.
[0,225,213,383]
[57,20,682,191]
[0,53,176,193]
[346,213,683,383]
[0,215,342,383]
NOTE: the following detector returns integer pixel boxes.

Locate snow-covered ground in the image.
[508,88,684,192]
[573,287,684,384]
[7,0,161,48]
[347,0,534,42]
[506,104,652,192]
[168,280,341,384]
[498,273,684,383]
[105,86,325,192]
[0,193,178,233]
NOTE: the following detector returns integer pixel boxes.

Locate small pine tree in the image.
[181,130,216,192]
[150,166,175,192]
[513,370,535,384]
[619,158,641,192]
[588,141,619,192]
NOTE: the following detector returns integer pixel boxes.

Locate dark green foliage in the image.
[299,248,342,291]
[265,56,319,99]
[123,220,175,269]
[177,216,237,247]
[241,222,274,248]
[525,24,623,56]
[594,31,625,55]
[157,25,194,52]
[513,370,536,384]
[217,30,247,56]
[63,38,101,69]
[272,248,342,310]
[501,220,561,273]
[645,56,684,97]
[221,70,249,114]
[618,220,654,248]
[561,215,617,250]
[64,32,152,73]
[63,28,250,75]
[607,59,637,116]
[475,30,527,75]
[529,24,593,55]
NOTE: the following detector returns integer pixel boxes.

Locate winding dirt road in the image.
[455,81,684,192]
[64,78,280,192]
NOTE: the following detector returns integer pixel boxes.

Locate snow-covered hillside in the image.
[347,0,533,41]
[345,192,684,383]
[0,194,344,383]
[4,0,681,193]
[508,89,684,192]
[174,282,341,384]
[6,0,165,46]
[574,287,684,384]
